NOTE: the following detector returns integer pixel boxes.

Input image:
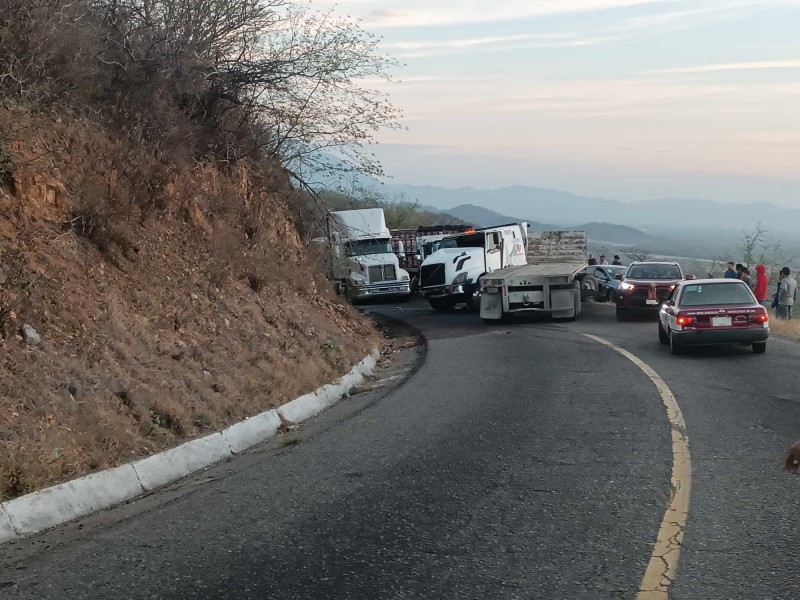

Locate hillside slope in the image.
[0,111,377,500]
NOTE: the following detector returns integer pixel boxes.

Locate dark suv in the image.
[616,261,684,320]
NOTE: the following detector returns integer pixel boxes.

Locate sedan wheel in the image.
[669,329,681,355]
[753,341,767,354]
[658,321,669,345]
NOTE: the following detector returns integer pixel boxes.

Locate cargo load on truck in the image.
[479,230,595,322]
[391,225,473,291]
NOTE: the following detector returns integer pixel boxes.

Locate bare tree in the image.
[1,0,402,193]
[737,222,787,267]
[623,247,652,262]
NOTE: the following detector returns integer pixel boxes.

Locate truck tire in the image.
[429,297,457,312]
[465,275,486,311]
[344,284,359,305]
[576,273,599,301]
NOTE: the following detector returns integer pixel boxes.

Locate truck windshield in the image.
[346,239,393,256]
[423,238,459,256]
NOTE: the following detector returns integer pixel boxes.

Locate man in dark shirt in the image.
[723,261,737,278]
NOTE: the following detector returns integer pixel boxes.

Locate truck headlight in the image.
[452,272,469,285]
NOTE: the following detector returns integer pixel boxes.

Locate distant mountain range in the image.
[383,182,800,237]
[434,203,655,246]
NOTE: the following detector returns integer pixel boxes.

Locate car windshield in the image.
[347,239,393,256]
[679,282,754,306]
[627,264,682,280]
[605,266,626,275]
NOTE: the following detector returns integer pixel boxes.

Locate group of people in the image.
[721,261,796,320]
[588,254,622,266]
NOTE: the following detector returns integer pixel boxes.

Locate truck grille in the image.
[367,265,398,283]
[420,264,445,287]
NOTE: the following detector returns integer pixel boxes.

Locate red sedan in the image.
[658,279,769,354]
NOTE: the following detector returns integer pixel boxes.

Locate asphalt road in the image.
[1,298,799,599]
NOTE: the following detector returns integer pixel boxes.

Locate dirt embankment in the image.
[0,110,378,500]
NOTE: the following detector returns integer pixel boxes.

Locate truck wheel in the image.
[465,278,485,311]
[429,297,457,312]
[344,285,360,305]
[577,273,599,301]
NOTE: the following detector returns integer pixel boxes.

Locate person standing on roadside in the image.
[588,254,597,266]
[735,263,745,279]
[753,264,769,306]
[612,255,622,265]
[740,267,755,290]
[599,255,608,265]
[724,262,737,278]
[777,267,797,320]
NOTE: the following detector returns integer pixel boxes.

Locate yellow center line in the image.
[583,334,691,600]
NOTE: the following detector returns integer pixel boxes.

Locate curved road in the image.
[1,300,799,599]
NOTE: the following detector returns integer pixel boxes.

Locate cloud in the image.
[647,60,800,75]
[378,1,788,59]
[348,0,676,29]
[392,34,622,59]
[383,32,574,51]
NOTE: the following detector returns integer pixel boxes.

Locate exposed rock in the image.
[22,323,41,345]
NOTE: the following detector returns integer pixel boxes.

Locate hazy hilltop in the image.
[382,182,800,237]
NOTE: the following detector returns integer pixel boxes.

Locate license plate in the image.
[712,316,732,327]
[646,299,659,305]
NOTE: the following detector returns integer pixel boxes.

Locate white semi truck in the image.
[418,223,529,311]
[479,230,596,322]
[328,208,412,303]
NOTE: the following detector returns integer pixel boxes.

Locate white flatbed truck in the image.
[479,231,595,322]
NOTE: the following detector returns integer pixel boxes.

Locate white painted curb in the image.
[132,433,232,492]
[0,347,380,544]
[3,464,144,537]
[222,410,282,454]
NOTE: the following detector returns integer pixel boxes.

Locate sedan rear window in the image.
[679,283,754,306]
[627,265,682,280]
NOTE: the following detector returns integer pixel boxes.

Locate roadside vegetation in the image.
[312,188,468,231]
[0,0,398,499]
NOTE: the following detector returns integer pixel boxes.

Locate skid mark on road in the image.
[583,334,691,600]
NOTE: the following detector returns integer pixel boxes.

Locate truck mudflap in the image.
[479,288,503,320]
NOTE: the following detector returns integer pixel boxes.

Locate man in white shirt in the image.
[777,267,797,320]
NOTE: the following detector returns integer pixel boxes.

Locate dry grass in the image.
[0,111,379,500]
[769,317,800,341]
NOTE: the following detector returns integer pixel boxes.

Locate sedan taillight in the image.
[752,311,769,324]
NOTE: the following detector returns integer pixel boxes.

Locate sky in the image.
[312,0,800,206]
